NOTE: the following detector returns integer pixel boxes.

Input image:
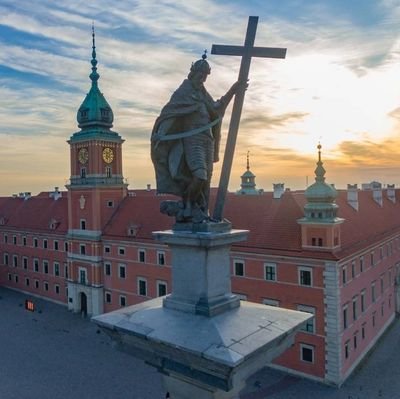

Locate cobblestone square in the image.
[1,287,399,399]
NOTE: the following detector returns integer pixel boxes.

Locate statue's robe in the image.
[151,79,223,197]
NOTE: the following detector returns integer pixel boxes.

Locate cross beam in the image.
[211,16,286,221]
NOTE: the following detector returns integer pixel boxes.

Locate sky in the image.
[1,0,400,195]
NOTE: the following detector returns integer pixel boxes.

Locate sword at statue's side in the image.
[211,16,287,221]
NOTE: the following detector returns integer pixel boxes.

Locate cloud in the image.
[241,111,309,131]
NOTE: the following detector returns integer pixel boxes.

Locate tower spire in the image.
[90,23,99,85]
[246,150,250,171]
[314,142,326,183]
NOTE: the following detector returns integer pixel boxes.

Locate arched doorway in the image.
[80,292,87,316]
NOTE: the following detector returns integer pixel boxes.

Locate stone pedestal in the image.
[93,226,312,398]
[155,228,246,316]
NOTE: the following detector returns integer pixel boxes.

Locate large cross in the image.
[211,16,286,221]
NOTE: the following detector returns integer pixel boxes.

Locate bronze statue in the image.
[151,52,243,223]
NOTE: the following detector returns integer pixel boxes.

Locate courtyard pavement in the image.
[1,286,399,398]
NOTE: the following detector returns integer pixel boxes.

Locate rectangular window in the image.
[352,297,358,321]
[55,284,60,294]
[80,244,86,255]
[360,256,364,273]
[43,261,49,274]
[265,263,277,281]
[351,261,356,278]
[25,277,29,286]
[362,323,366,339]
[43,239,48,249]
[370,252,374,266]
[14,274,18,283]
[106,166,112,178]
[107,200,114,208]
[345,341,350,359]
[44,282,49,291]
[138,278,147,296]
[81,167,86,178]
[34,280,39,289]
[234,260,245,277]
[299,267,312,286]
[34,238,38,248]
[353,333,358,350]
[54,240,59,251]
[300,344,314,363]
[4,234,8,244]
[79,269,87,285]
[118,247,125,256]
[3,253,8,265]
[54,262,60,276]
[157,281,167,297]
[343,306,348,330]
[361,290,366,313]
[34,259,39,272]
[64,264,68,279]
[119,295,126,307]
[342,266,347,285]
[372,312,376,327]
[104,263,111,276]
[23,236,27,246]
[157,251,165,266]
[13,255,18,267]
[105,292,112,303]
[7,273,11,281]
[381,302,385,317]
[118,264,126,279]
[262,298,280,307]
[80,219,86,230]
[104,246,111,254]
[138,249,146,263]
[298,305,316,334]
[64,242,68,252]
[23,257,28,270]
[13,235,17,245]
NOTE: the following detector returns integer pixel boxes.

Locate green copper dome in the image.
[305,144,337,203]
[77,28,114,130]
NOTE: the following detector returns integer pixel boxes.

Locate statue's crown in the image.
[190,50,211,75]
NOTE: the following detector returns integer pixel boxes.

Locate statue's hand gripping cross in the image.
[211,16,287,221]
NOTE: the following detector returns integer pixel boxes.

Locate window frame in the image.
[298,266,313,287]
[264,263,277,282]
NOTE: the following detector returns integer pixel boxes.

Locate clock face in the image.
[102,147,114,164]
[78,148,89,164]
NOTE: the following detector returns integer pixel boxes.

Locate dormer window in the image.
[101,108,109,119]
[127,224,139,237]
[49,218,59,230]
[80,109,88,119]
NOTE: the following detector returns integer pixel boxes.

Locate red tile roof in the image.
[0,195,68,234]
[1,188,400,261]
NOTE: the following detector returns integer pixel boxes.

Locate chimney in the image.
[387,184,396,203]
[273,183,285,199]
[347,184,359,211]
[372,185,383,207]
[49,187,62,201]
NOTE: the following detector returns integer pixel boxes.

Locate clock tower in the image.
[66,28,127,316]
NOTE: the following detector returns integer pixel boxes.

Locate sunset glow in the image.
[1,0,400,195]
